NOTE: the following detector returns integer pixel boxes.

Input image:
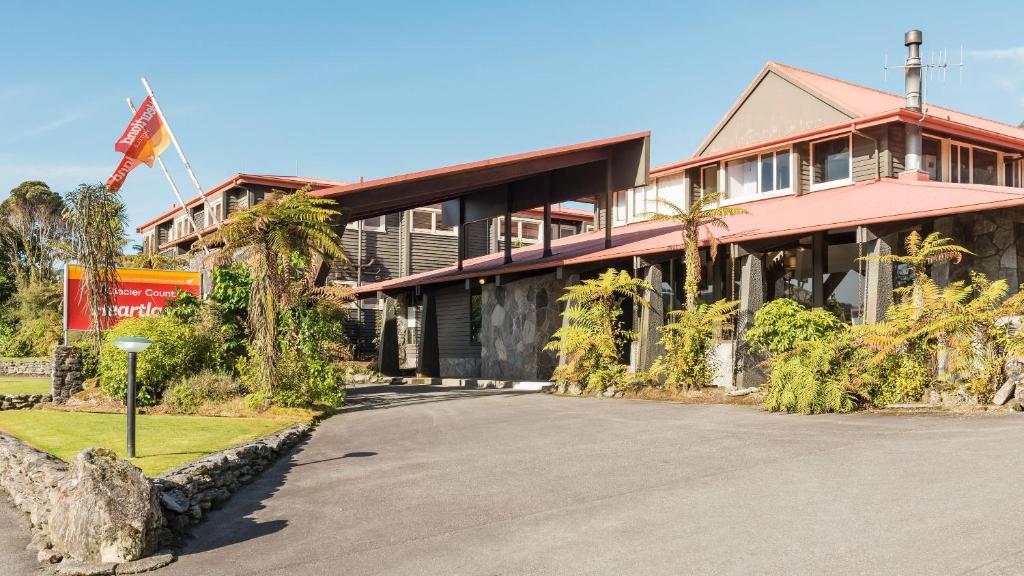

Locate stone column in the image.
[416,291,440,378]
[637,264,665,372]
[557,274,581,370]
[376,294,400,376]
[51,345,83,403]
[930,217,955,288]
[735,251,766,388]
[862,227,896,324]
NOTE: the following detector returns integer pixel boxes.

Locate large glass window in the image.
[614,191,627,222]
[765,238,814,307]
[922,137,941,181]
[811,136,851,188]
[824,231,866,324]
[973,149,998,185]
[951,145,970,183]
[1006,158,1022,188]
[759,149,791,193]
[725,155,758,200]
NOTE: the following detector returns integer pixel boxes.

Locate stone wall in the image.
[0,358,50,376]
[0,393,51,411]
[153,423,310,544]
[440,357,481,378]
[51,345,84,404]
[0,432,66,538]
[935,209,1024,291]
[480,272,564,381]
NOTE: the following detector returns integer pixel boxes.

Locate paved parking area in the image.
[6,386,1024,575]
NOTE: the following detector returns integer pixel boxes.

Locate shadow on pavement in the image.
[341,384,530,413]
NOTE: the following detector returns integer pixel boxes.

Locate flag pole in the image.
[140,78,221,232]
[125,97,209,255]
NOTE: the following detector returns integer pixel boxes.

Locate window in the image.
[614,191,627,222]
[951,143,1001,185]
[700,164,719,196]
[973,149,998,185]
[520,221,539,241]
[811,135,851,189]
[410,206,455,235]
[347,215,385,232]
[1006,158,1022,188]
[725,155,758,200]
[497,217,541,244]
[922,137,941,181]
[411,210,433,232]
[759,149,791,193]
[558,224,577,238]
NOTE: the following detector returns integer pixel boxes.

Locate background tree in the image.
[642,192,747,311]
[0,180,65,288]
[197,186,348,403]
[64,183,128,350]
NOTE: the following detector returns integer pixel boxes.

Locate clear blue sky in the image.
[2,1,1023,243]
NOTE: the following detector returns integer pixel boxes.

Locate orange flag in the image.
[106,96,171,191]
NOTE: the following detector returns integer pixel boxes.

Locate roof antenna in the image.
[884,37,965,113]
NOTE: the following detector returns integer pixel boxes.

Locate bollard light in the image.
[113,337,153,458]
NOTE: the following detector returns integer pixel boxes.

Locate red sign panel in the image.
[64,265,202,331]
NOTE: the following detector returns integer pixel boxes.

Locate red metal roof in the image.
[353,179,1024,295]
[653,62,1024,177]
[136,174,349,232]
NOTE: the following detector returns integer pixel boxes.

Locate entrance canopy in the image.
[312,132,650,222]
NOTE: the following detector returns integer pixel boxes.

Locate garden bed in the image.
[0,410,303,477]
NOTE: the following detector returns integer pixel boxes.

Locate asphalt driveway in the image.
[6,385,1024,575]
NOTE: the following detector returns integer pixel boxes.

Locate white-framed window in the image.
[810,134,852,191]
[497,216,542,244]
[613,190,627,223]
[700,164,719,197]
[1005,157,1022,188]
[409,206,456,236]
[346,215,386,232]
[206,201,223,227]
[725,155,758,200]
[550,223,577,239]
[759,148,791,193]
[630,185,659,221]
[950,140,1001,185]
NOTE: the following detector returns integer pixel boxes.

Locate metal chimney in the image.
[903,29,925,177]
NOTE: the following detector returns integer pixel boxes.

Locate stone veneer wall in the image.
[0,358,50,376]
[152,423,311,545]
[0,432,67,538]
[937,209,1024,290]
[51,345,84,403]
[0,393,51,410]
[480,272,564,381]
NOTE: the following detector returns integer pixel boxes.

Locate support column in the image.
[542,174,553,259]
[504,185,513,264]
[735,250,766,388]
[861,226,895,324]
[377,293,400,376]
[637,263,665,372]
[812,231,825,308]
[930,217,954,287]
[604,160,613,249]
[457,197,466,271]
[416,290,440,378]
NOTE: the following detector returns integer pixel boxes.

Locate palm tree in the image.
[196,186,348,400]
[642,192,747,311]
[64,183,128,351]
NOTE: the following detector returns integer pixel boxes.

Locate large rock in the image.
[47,448,161,563]
[994,379,1016,406]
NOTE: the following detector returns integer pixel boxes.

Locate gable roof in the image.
[678,61,1024,173]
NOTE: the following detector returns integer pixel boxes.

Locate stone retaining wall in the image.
[0,358,50,376]
[0,432,67,537]
[152,423,311,544]
[51,346,84,404]
[0,393,52,411]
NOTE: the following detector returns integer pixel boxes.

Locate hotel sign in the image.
[64,265,201,331]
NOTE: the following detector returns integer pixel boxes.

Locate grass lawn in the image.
[0,377,51,395]
[0,410,300,476]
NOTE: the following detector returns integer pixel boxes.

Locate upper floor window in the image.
[922,137,942,181]
[700,164,719,196]
[725,155,758,200]
[347,215,385,232]
[498,216,542,244]
[1005,158,1022,188]
[811,135,851,190]
[614,190,627,222]
[410,206,456,236]
[550,223,578,239]
[951,142,1000,185]
[760,149,791,193]
[723,147,792,201]
[206,201,223,227]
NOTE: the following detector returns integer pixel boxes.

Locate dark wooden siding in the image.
[337,212,403,284]
[226,189,248,215]
[410,231,457,274]
[343,306,380,360]
[888,123,906,175]
[794,141,810,193]
[852,129,883,182]
[465,220,489,258]
[435,285,480,360]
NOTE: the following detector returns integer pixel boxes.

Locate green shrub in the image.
[99,314,220,406]
[164,370,243,414]
[745,298,844,356]
[863,349,930,407]
[72,338,99,379]
[762,337,860,414]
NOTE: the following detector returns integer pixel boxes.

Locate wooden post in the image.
[504,185,513,264]
[542,174,553,258]
[605,160,613,250]
[812,231,825,308]
[457,197,466,271]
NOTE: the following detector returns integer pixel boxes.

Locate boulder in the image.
[993,379,1016,406]
[47,448,162,563]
